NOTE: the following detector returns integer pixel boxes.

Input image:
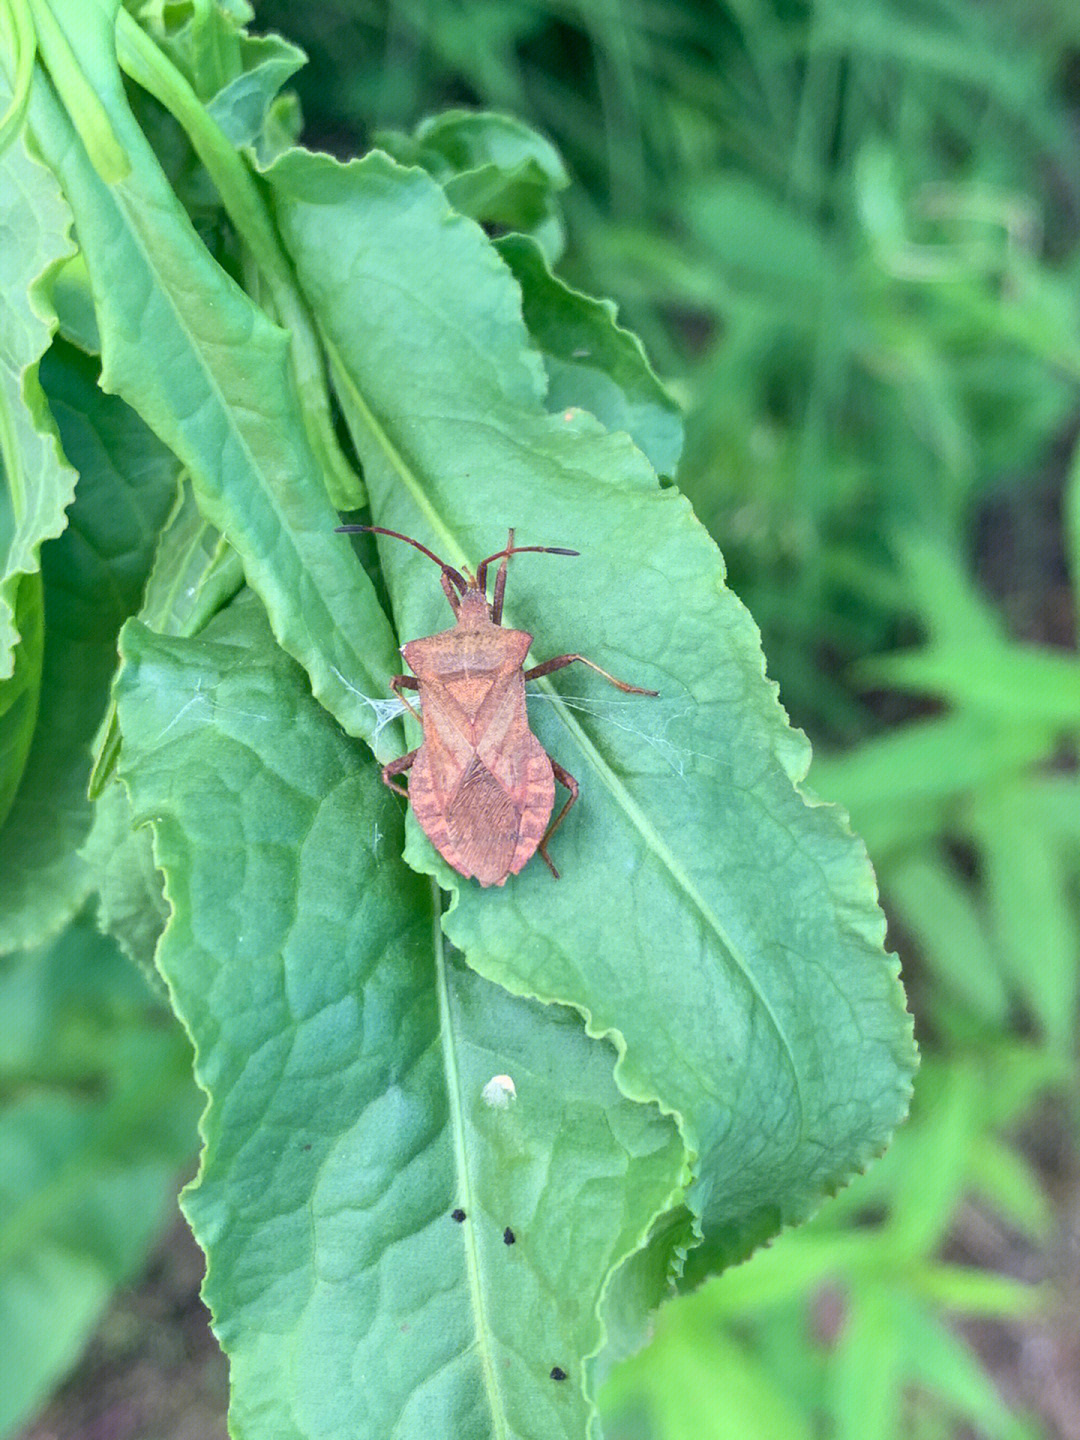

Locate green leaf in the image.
[141,1,306,150]
[833,1283,903,1440]
[0,908,199,1438]
[884,849,1009,1027]
[0,341,178,954]
[859,642,1080,729]
[111,8,365,514]
[607,1319,814,1440]
[496,233,684,477]
[0,570,42,829]
[88,475,244,797]
[114,595,685,1440]
[1068,427,1080,631]
[26,4,399,749]
[967,781,1079,1052]
[376,109,569,260]
[0,98,76,681]
[135,477,245,638]
[910,1263,1043,1318]
[809,713,1055,859]
[891,533,1006,649]
[84,485,244,956]
[897,1298,1042,1440]
[80,781,168,982]
[0,0,35,153]
[25,0,129,182]
[44,251,100,355]
[883,1062,977,1259]
[268,148,917,1274]
[207,31,304,149]
[968,1135,1054,1244]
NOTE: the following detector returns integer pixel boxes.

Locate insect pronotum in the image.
[337,524,658,887]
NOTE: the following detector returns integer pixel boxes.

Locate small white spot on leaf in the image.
[482,1074,517,1108]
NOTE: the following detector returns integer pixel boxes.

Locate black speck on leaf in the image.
[451,1208,466,1223]
[550,1367,567,1382]
[503,1227,516,1245]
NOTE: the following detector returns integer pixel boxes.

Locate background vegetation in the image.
[11,0,1080,1436]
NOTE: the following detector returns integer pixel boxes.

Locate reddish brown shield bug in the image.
[337,524,658,886]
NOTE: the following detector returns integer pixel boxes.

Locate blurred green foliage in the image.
[251,3,1080,1438]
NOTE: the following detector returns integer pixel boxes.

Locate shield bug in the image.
[337,524,657,886]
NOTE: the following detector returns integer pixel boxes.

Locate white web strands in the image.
[331,666,702,780]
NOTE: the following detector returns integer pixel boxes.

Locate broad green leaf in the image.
[268,149,917,1275]
[0,96,76,681]
[0,341,178,953]
[0,908,199,1438]
[111,7,365,513]
[594,1204,696,1376]
[84,485,244,962]
[88,474,244,797]
[376,109,569,261]
[496,233,683,477]
[0,0,35,152]
[114,596,685,1440]
[206,31,305,149]
[0,570,42,829]
[141,0,305,149]
[45,251,100,355]
[136,477,245,637]
[26,4,398,748]
[80,780,168,981]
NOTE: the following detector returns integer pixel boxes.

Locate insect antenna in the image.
[475,544,579,593]
[336,524,468,594]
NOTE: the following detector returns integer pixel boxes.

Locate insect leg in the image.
[390,673,424,725]
[491,527,515,624]
[524,654,659,695]
[440,570,461,615]
[382,748,418,798]
[537,760,579,879]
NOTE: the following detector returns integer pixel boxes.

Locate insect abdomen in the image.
[446,757,521,886]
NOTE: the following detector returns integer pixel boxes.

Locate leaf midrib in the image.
[431,884,510,1440]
